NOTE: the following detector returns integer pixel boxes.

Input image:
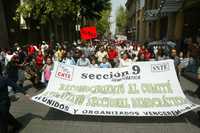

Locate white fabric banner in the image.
[32,60,199,116]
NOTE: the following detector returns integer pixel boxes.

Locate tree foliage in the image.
[96,10,111,36]
[15,0,111,24]
[15,0,80,24]
[115,6,128,34]
[80,0,111,20]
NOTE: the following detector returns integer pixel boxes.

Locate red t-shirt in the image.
[36,54,43,68]
[28,45,35,56]
[144,51,151,61]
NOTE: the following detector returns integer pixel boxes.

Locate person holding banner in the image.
[77,53,91,67]
[119,52,133,67]
[0,75,30,133]
[62,51,76,65]
[99,57,112,68]
[42,57,54,86]
[90,58,99,68]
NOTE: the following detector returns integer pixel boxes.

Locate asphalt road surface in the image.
[10,76,200,133]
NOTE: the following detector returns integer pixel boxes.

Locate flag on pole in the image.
[80,26,97,40]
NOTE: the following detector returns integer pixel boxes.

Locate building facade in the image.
[0,0,78,48]
[144,0,184,43]
[125,0,136,41]
[126,0,200,46]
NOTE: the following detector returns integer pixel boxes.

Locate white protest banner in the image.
[32,60,200,116]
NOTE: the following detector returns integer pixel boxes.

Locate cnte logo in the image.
[151,63,170,72]
[56,64,74,81]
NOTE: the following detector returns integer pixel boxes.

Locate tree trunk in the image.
[0,0,9,48]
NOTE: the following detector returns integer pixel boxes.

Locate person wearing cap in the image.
[0,75,30,133]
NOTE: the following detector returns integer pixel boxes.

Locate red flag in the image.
[80,26,97,40]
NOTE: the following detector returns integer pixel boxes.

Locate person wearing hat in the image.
[0,75,30,133]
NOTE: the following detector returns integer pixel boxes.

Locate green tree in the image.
[96,10,111,36]
[115,6,128,34]
[80,0,111,20]
[15,0,80,25]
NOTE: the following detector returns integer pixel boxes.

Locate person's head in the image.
[38,50,42,55]
[66,51,71,58]
[81,53,86,59]
[141,45,145,49]
[139,53,145,60]
[187,37,193,45]
[11,55,19,63]
[100,47,104,52]
[74,49,80,57]
[186,51,191,58]
[145,48,149,52]
[179,51,184,58]
[46,57,52,65]
[122,52,129,60]
[91,58,96,65]
[111,45,116,50]
[171,49,177,57]
[102,57,107,63]
[17,47,22,52]
[157,48,163,57]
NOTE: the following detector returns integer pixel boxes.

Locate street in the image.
[11,76,200,133]
[0,0,200,133]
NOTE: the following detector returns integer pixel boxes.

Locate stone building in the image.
[126,0,200,45]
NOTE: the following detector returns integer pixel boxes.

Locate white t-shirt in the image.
[119,58,133,67]
[5,53,15,66]
[96,51,107,63]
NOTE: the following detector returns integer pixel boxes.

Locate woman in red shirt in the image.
[36,50,44,70]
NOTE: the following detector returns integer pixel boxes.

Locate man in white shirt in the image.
[95,47,107,63]
[119,53,133,67]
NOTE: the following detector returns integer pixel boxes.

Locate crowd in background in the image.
[0,37,200,97]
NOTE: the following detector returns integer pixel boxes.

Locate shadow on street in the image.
[40,108,200,127]
[17,113,43,130]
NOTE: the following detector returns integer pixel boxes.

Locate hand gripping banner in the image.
[32,60,200,116]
